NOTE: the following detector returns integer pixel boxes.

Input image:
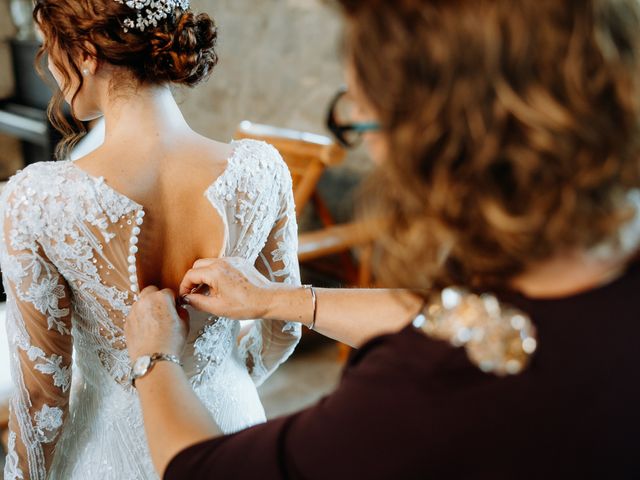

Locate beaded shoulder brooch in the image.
[412,287,538,376]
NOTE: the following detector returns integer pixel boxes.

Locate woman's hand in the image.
[179,257,287,320]
[125,286,189,360]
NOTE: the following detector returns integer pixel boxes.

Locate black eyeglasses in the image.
[326,87,381,148]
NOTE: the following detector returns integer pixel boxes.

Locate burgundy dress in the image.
[165,264,640,479]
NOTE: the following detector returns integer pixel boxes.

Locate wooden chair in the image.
[0,187,10,449]
[0,303,11,452]
[0,392,8,427]
[298,221,374,286]
[0,402,8,430]
[0,403,8,452]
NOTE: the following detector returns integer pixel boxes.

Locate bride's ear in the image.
[80,42,99,76]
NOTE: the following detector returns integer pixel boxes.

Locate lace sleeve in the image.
[1,179,73,480]
[238,165,302,387]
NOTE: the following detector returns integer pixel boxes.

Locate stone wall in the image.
[0,1,15,99]
[183,0,369,221]
[185,0,345,141]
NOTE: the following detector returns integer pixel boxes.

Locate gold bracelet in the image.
[303,285,318,330]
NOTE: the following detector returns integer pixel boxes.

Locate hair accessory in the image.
[115,0,190,33]
[412,287,537,376]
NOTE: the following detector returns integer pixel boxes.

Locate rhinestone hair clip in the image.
[114,0,191,32]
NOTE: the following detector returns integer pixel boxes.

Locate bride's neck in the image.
[101,85,191,148]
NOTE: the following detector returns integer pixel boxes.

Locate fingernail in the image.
[182,295,191,305]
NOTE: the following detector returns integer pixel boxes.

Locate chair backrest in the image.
[235,121,345,218]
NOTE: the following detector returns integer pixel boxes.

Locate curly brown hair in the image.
[33,0,218,159]
[338,0,640,291]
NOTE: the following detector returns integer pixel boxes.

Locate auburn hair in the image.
[33,0,218,159]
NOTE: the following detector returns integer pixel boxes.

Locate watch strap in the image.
[131,352,182,387]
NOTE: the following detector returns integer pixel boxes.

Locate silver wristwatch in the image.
[130,353,182,387]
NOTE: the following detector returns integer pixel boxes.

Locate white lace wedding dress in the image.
[0,139,302,480]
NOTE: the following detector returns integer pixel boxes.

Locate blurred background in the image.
[0,0,377,473]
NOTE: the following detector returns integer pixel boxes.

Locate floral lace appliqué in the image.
[34,405,64,443]
[34,354,72,392]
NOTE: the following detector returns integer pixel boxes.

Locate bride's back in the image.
[0,133,300,479]
[1,2,302,478]
[33,0,229,293]
[75,130,233,291]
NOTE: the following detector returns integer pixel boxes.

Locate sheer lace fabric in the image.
[1,139,301,480]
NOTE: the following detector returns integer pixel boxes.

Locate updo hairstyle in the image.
[33,0,218,158]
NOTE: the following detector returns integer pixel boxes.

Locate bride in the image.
[1,0,301,478]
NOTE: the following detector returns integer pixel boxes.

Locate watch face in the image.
[132,355,151,377]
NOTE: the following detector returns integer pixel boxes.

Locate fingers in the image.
[192,258,218,269]
[139,285,159,298]
[138,286,177,305]
[176,303,191,336]
[181,293,218,314]
[159,288,178,306]
[182,257,251,296]
[179,266,216,297]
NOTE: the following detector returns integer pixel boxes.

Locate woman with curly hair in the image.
[0,1,302,478]
[126,0,640,478]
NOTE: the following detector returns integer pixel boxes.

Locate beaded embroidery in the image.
[413,287,538,376]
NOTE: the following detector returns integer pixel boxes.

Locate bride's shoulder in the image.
[2,161,72,203]
[0,161,74,243]
[205,138,293,214]
[226,138,291,185]
[191,135,289,187]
